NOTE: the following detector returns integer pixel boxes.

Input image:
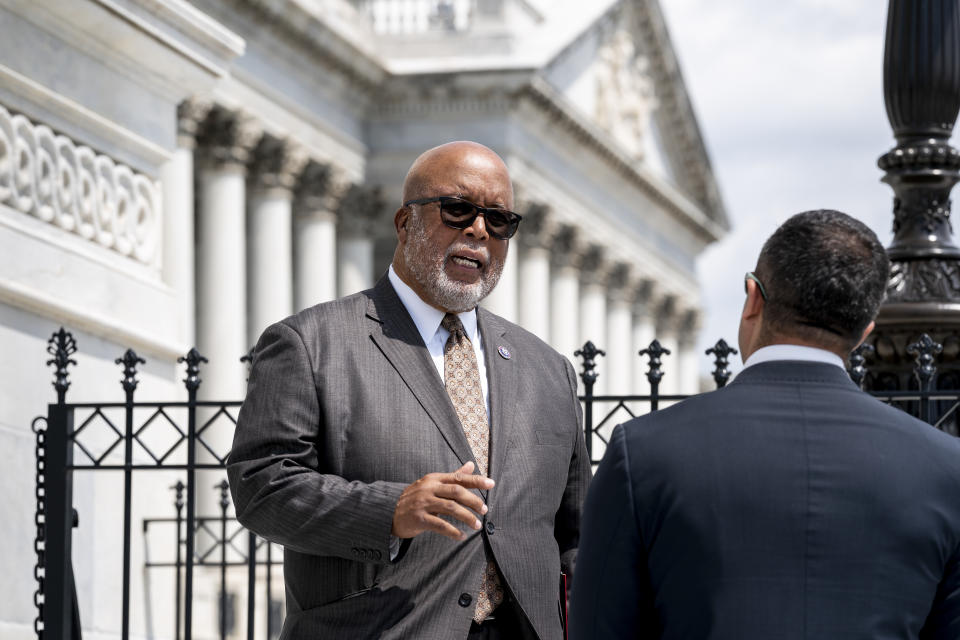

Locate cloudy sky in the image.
[658,1,894,376]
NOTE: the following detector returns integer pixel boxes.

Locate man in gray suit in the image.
[229,141,591,639]
[571,210,960,639]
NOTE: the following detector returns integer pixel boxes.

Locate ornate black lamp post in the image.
[868,0,960,397]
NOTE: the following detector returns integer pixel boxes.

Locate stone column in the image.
[194,106,260,400]
[293,162,346,310]
[677,309,703,394]
[193,106,259,521]
[517,203,553,341]
[337,184,385,296]
[161,100,208,349]
[579,245,609,394]
[631,281,658,397]
[246,135,307,344]
[550,226,582,365]
[605,264,634,396]
[482,239,519,322]
[655,296,680,397]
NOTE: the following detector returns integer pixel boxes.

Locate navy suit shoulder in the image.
[573,360,960,640]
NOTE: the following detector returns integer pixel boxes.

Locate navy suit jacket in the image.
[571,360,960,639]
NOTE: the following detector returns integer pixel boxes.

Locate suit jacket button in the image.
[458,593,472,608]
[351,547,360,557]
[485,521,495,534]
[374,549,383,560]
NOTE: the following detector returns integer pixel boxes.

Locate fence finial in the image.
[907,333,942,391]
[639,339,671,386]
[46,327,77,404]
[177,348,208,392]
[848,342,875,390]
[705,339,738,388]
[116,349,146,394]
[574,341,605,387]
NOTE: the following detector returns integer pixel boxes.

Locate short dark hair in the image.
[755,210,890,350]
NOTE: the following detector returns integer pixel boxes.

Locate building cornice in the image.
[519,77,726,244]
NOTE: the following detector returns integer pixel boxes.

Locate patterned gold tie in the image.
[441,313,504,622]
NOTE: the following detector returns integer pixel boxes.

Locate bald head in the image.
[401,141,513,208]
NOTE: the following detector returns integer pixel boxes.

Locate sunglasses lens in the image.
[440,200,477,228]
[484,210,516,238]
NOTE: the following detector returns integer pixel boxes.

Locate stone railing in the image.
[352,0,473,34]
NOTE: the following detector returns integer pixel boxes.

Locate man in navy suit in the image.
[571,210,960,639]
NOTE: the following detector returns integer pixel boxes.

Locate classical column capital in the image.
[606,262,634,302]
[248,135,310,193]
[176,98,213,149]
[550,225,584,270]
[655,295,679,334]
[337,183,387,236]
[580,244,610,286]
[295,162,353,218]
[515,202,555,249]
[195,106,262,169]
[677,307,703,343]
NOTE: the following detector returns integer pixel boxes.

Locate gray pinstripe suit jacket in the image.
[228,275,591,639]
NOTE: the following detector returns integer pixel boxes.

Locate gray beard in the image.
[403,215,505,313]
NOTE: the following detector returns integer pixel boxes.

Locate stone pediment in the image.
[542,0,728,230]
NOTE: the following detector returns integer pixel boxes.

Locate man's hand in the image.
[392,461,494,541]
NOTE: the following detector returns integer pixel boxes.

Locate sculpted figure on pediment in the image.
[595,28,659,161]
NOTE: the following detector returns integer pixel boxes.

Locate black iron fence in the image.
[32,328,959,639]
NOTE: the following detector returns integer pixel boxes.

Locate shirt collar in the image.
[742,344,845,370]
[388,265,479,346]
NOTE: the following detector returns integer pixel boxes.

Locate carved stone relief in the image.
[0,105,159,264]
[595,28,658,161]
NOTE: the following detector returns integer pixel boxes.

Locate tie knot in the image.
[441,312,466,337]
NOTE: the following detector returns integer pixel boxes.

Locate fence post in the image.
[117,349,144,640]
[908,334,942,424]
[639,340,669,411]
[177,347,207,640]
[172,481,185,640]
[705,339,738,389]
[848,343,875,390]
[43,328,78,640]
[574,341,604,461]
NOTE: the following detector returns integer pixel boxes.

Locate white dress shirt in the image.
[742,344,845,371]
[388,265,490,413]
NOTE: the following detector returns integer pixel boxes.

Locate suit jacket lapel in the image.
[366,276,476,467]
[478,307,519,491]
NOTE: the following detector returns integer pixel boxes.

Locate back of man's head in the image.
[755,210,890,352]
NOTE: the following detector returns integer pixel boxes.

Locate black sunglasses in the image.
[403,196,523,240]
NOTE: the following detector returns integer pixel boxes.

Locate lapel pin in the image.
[498,345,512,360]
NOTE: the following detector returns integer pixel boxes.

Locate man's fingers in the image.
[437,483,488,516]
[442,467,495,490]
[422,514,468,541]
[436,498,483,530]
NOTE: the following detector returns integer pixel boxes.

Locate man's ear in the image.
[742,278,764,322]
[854,321,875,349]
[394,206,409,241]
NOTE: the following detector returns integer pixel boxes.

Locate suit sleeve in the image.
[921,544,960,639]
[570,424,657,639]
[227,320,408,564]
[556,357,593,577]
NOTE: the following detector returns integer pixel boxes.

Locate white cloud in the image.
[659,2,902,377]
